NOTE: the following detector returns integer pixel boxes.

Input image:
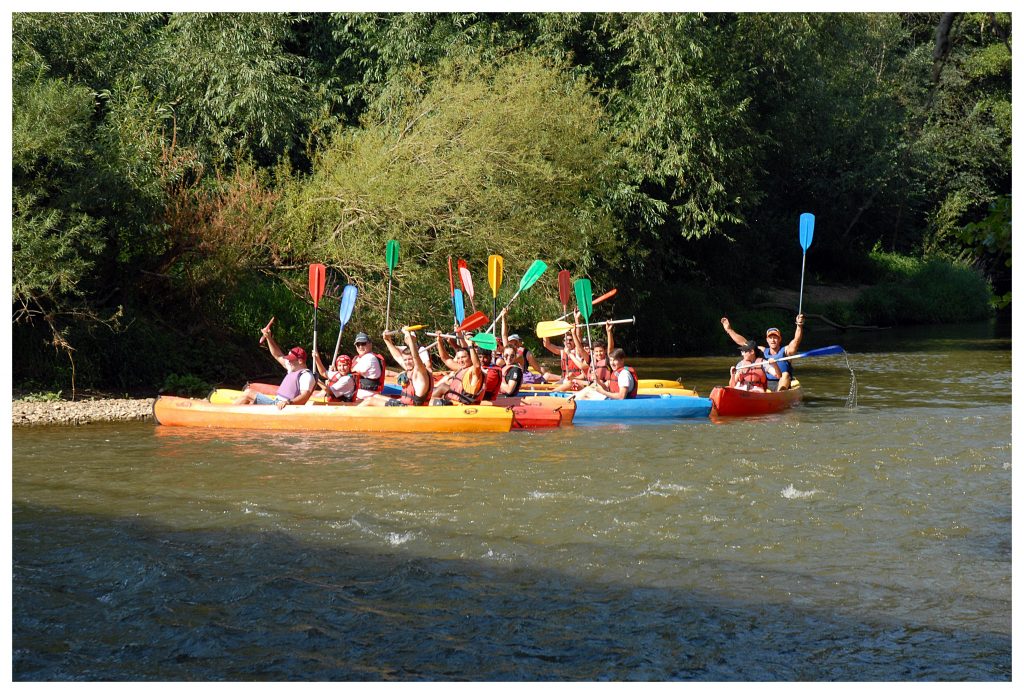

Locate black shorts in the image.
[385,399,407,407]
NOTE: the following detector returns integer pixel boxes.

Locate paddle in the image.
[487,255,503,327]
[454,288,466,325]
[384,325,426,336]
[425,330,498,351]
[734,344,845,370]
[308,263,326,363]
[457,259,476,313]
[458,311,490,332]
[385,239,399,331]
[557,270,571,317]
[447,256,457,322]
[574,278,595,372]
[486,259,548,333]
[258,316,275,344]
[798,212,815,316]
[556,287,617,321]
[331,284,359,364]
[536,317,635,339]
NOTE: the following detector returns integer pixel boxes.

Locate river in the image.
[12,322,1011,680]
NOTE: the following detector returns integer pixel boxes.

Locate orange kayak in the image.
[493,395,576,428]
[709,382,803,416]
[154,396,514,433]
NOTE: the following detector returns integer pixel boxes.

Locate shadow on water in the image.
[13,502,1010,681]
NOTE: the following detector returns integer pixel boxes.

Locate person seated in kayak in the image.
[482,345,525,401]
[360,328,432,407]
[542,323,590,391]
[352,332,387,399]
[720,314,805,390]
[312,352,358,403]
[587,348,638,400]
[233,327,315,409]
[729,339,782,391]
[581,320,616,389]
[499,310,557,383]
[431,331,485,405]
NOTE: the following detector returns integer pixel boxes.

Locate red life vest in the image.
[735,360,768,390]
[608,365,639,399]
[591,358,611,385]
[560,348,587,379]
[355,353,388,393]
[398,369,430,406]
[482,365,503,400]
[325,371,357,402]
[446,366,484,405]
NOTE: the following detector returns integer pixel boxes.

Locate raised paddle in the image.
[258,316,275,344]
[536,317,636,339]
[385,239,399,331]
[734,344,845,370]
[384,325,426,336]
[331,284,359,364]
[486,259,548,333]
[487,255,503,327]
[556,287,617,321]
[454,288,466,325]
[425,330,498,351]
[798,212,815,316]
[309,263,326,362]
[458,311,490,333]
[558,270,571,316]
[574,278,595,375]
[457,259,476,313]
[447,256,457,322]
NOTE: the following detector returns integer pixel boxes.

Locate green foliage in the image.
[160,373,213,398]
[19,390,64,403]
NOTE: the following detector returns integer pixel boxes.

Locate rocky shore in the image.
[12,398,156,427]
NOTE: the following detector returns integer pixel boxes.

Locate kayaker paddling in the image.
[729,339,781,392]
[234,326,315,408]
[720,315,806,390]
[360,328,432,407]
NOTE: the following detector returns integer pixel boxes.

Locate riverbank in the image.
[12,398,156,427]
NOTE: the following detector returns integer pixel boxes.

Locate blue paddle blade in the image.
[796,344,845,359]
[339,284,358,326]
[454,288,466,324]
[799,212,815,251]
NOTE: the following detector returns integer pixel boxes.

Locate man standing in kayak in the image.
[233,325,316,408]
[720,314,806,390]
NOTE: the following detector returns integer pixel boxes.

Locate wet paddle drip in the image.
[843,352,858,408]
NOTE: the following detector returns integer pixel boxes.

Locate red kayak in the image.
[710,382,803,416]
[493,395,576,429]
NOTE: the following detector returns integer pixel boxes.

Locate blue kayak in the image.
[543,392,712,421]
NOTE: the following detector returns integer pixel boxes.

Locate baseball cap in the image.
[740,339,757,353]
[285,346,306,362]
[354,332,370,344]
[766,327,782,338]
[507,333,521,342]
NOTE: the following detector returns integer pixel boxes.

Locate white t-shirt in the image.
[617,369,635,394]
[353,352,383,397]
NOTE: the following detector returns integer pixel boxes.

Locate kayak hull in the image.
[709,383,803,416]
[154,396,513,433]
[520,378,686,393]
[545,392,712,420]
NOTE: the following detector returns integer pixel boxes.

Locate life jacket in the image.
[608,365,639,399]
[560,348,587,380]
[398,369,430,406]
[762,345,792,381]
[446,366,484,405]
[735,360,768,390]
[277,368,312,401]
[482,365,503,401]
[591,357,612,385]
[502,363,523,397]
[354,353,388,393]
[325,371,358,402]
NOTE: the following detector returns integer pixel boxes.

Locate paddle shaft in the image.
[798,251,807,316]
[734,345,845,370]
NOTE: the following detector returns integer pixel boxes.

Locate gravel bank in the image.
[12,398,156,427]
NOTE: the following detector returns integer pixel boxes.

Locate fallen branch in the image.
[753,302,889,331]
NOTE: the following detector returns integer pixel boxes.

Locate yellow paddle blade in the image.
[536,319,573,339]
[487,255,503,297]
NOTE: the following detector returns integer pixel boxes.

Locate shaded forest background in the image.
[11,12,1011,395]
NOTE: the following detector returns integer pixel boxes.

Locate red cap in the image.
[285,347,306,362]
[335,354,352,367]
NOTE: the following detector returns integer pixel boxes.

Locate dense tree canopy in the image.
[10,11,1011,392]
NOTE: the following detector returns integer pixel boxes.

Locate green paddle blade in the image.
[518,260,548,292]
[574,278,593,322]
[799,213,815,251]
[386,239,400,274]
[471,332,498,351]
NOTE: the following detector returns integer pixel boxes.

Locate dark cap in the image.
[354,332,370,345]
[740,339,758,353]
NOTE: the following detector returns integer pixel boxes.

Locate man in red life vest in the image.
[721,314,805,390]
[234,325,315,408]
[432,331,485,405]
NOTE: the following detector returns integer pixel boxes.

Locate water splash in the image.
[781,484,818,499]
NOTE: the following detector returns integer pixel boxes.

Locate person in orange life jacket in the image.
[359,328,432,407]
[233,326,315,409]
[351,332,387,399]
[721,314,805,390]
[431,330,484,405]
[482,345,525,401]
[729,339,781,391]
[543,318,590,391]
[498,309,556,383]
[312,352,357,402]
[588,348,638,400]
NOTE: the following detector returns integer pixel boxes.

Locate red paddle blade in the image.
[558,270,571,308]
[592,287,617,306]
[457,259,474,298]
[447,256,455,296]
[308,264,326,307]
[459,311,489,332]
